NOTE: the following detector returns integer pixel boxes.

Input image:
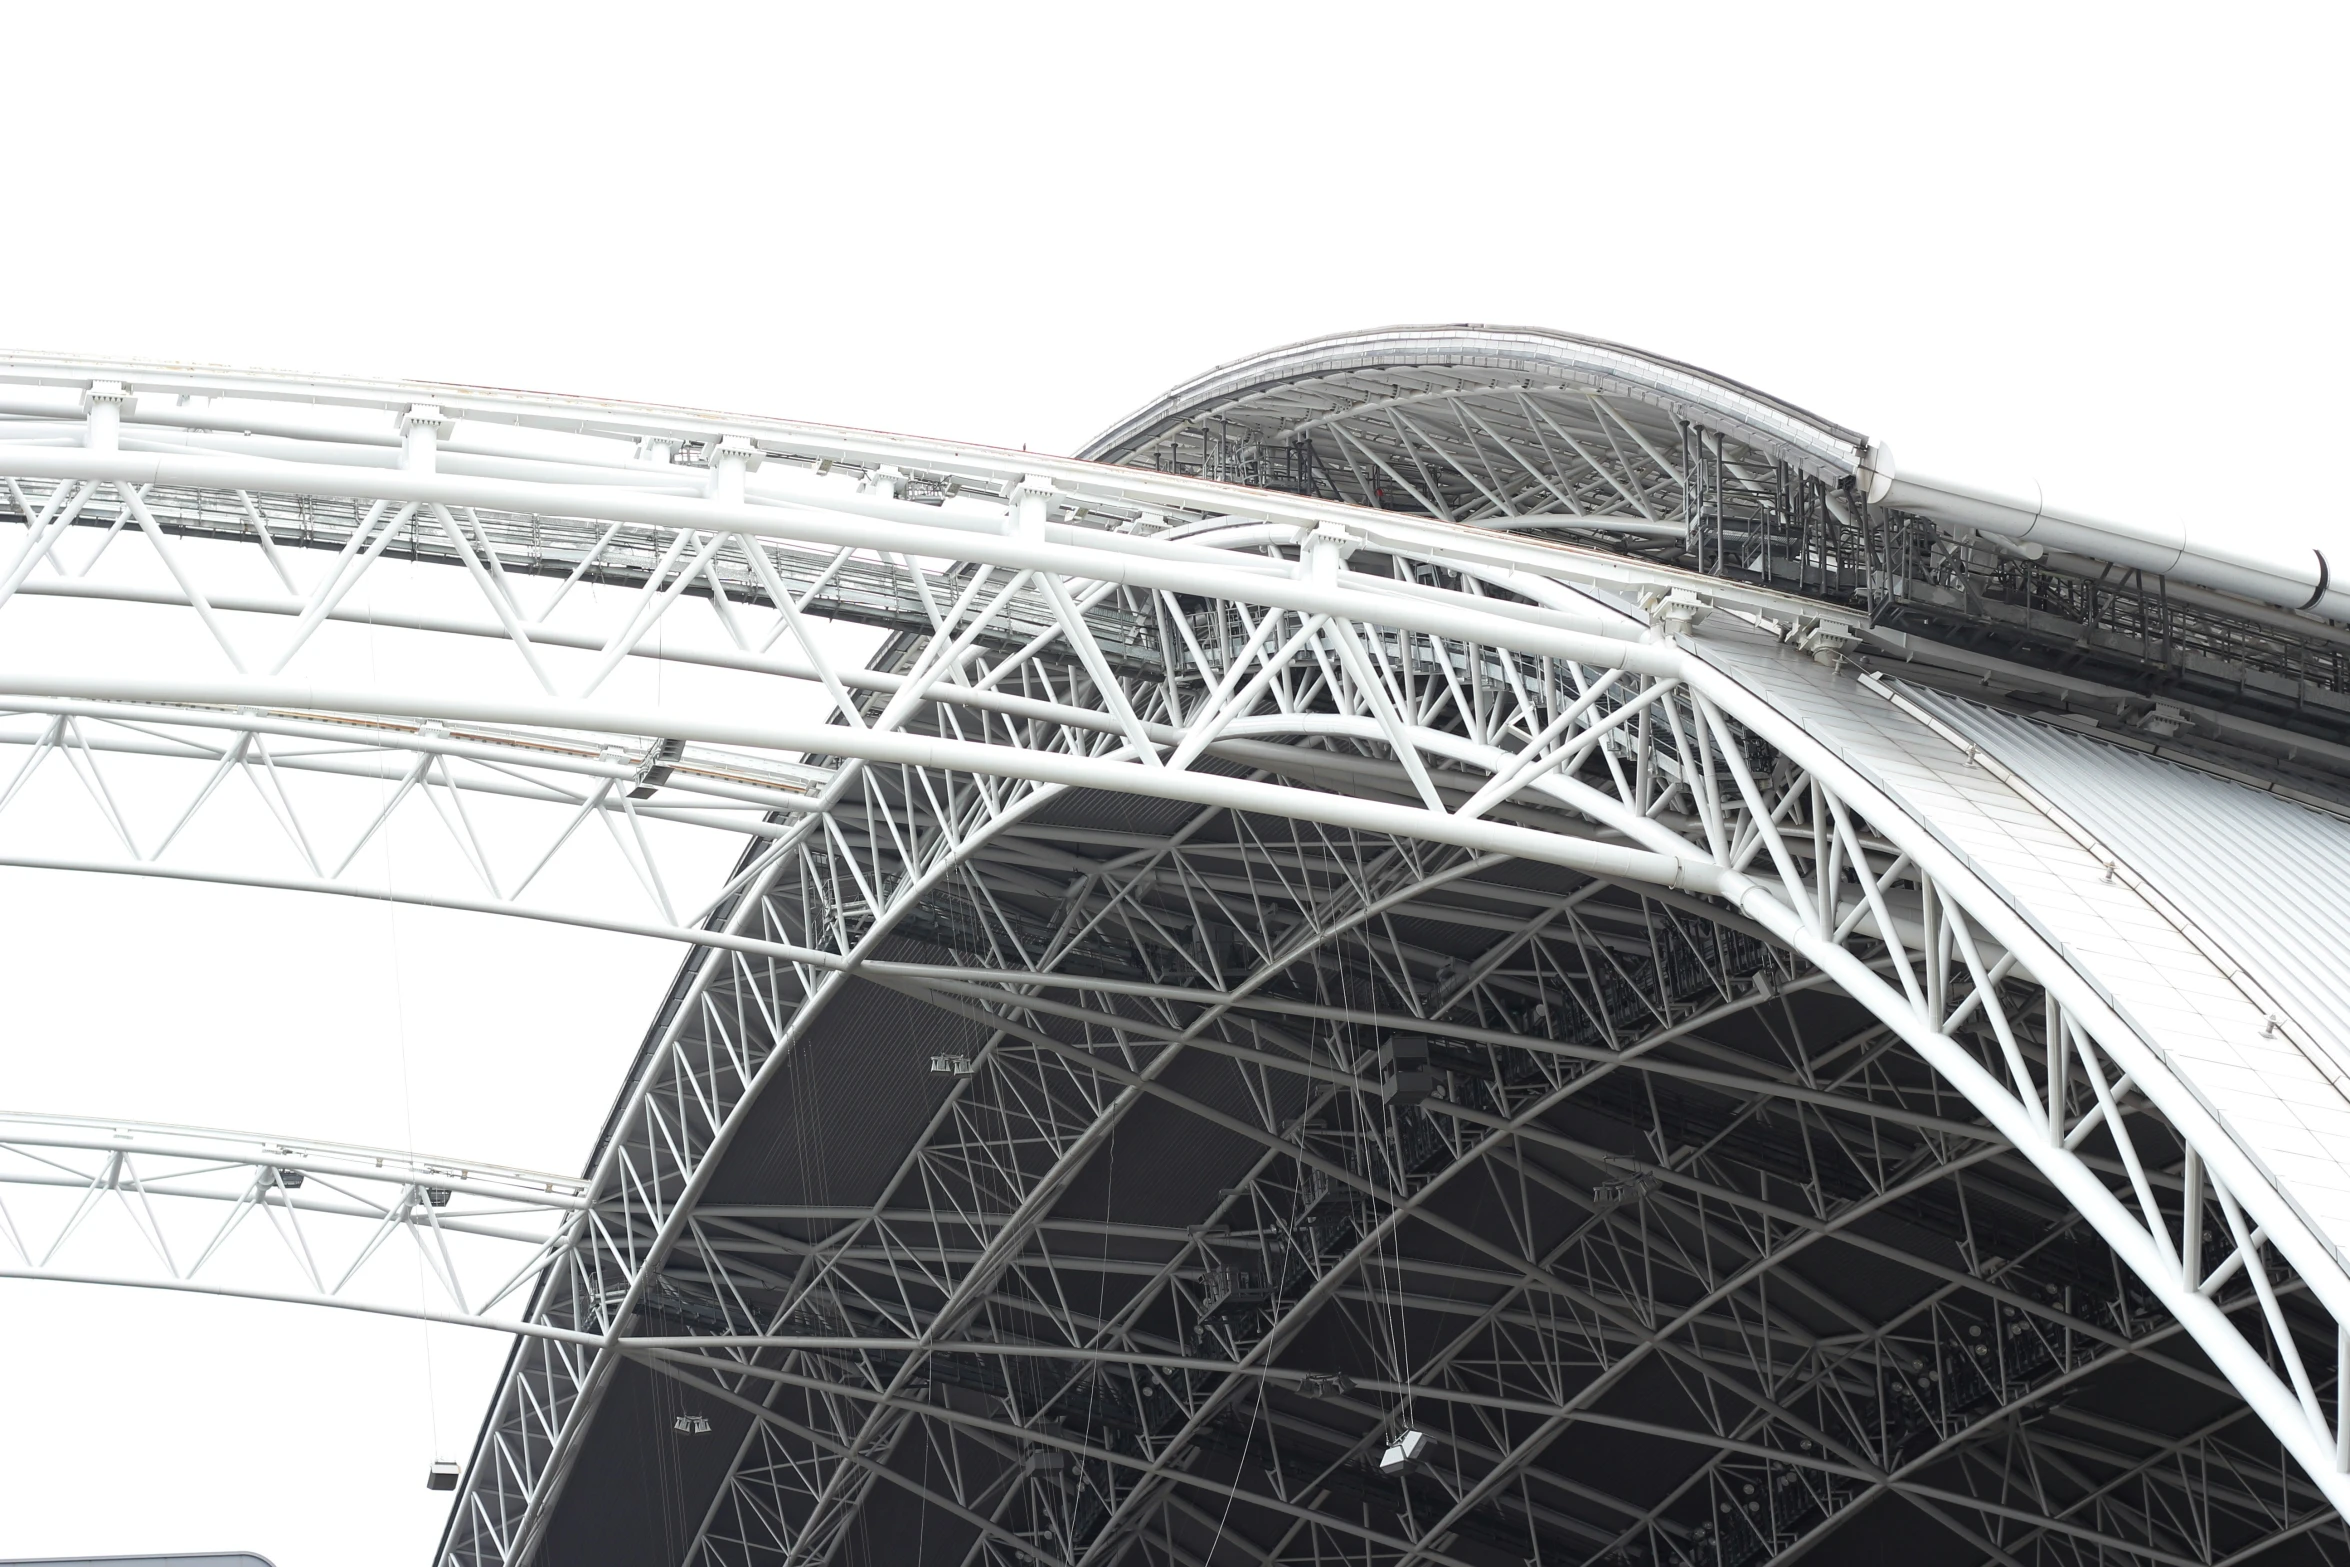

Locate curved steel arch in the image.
[606,620,2350,1567]
[0,353,2344,1567]
[1078,324,1871,570]
[0,1111,587,1336]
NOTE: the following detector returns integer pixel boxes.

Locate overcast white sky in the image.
[0,3,2342,1563]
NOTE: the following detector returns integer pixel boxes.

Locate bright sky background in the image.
[0,3,2342,1563]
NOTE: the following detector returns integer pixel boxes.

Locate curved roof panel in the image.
[1083,322,1868,486]
[1695,630,2350,1267]
[1911,687,2350,1093]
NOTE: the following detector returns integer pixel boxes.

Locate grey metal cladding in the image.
[1909,685,2350,1071]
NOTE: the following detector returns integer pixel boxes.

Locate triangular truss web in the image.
[0,1116,581,1325]
[0,363,2344,1567]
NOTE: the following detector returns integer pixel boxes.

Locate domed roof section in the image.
[1082,323,1867,535]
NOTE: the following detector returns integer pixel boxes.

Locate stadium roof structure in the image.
[1,328,2348,1567]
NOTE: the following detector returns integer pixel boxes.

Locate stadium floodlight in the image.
[1376,1033,1435,1105]
[1379,1429,1432,1476]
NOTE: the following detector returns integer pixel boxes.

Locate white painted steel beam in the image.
[0,1113,588,1337]
[0,355,2341,1567]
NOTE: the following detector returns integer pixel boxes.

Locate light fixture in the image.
[1378,1034,1435,1106]
[1379,1429,1431,1476]
[426,1460,461,1491]
[673,1413,712,1434]
[930,1053,978,1076]
[630,737,686,799]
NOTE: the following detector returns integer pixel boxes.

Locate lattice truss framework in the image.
[0,1114,583,1329]
[1082,339,1861,588]
[0,366,2341,1567]
[1119,368,1711,531]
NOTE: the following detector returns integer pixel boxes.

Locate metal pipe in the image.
[0,447,1659,670]
[0,667,1714,894]
[1880,463,2346,622]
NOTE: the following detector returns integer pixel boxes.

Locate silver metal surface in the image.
[1906,686,2350,1129]
[0,342,2346,1567]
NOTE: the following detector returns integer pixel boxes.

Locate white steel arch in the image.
[0,1112,585,1336]
[0,352,2344,1567]
[1082,324,2347,622]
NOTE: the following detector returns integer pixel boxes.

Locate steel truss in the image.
[1078,327,1852,564]
[1082,326,2350,764]
[573,678,2350,1567]
[0,1112,582,1332]
[0,358,2342,1567]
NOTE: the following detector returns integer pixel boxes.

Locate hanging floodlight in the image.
[673,1413,712,1434]
[426,1459,461,1491]
[1379,1429,1431,1476]
[930,1053,978,1076]
[1378,1034,1435,1106]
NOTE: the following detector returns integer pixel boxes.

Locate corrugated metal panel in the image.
[1909,688,2350,1070]
[1690,625,2350,1258]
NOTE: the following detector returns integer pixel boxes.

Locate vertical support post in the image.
[2182,1144,2204,1288]
[1809,776,1829,939]
[2337,1324,2349,1472]
[1007,474,1055,543]
[1677,417,1694,549]
[1633,698,1652,815]
[708,436,762,504]
[401,404,454,473]
[1923,883,1946,1025]
[83,381,131,452]
[1709,429,1726,576]
[2046,994,2070,1144]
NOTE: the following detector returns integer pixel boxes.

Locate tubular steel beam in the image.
[0,359,2341,1567]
